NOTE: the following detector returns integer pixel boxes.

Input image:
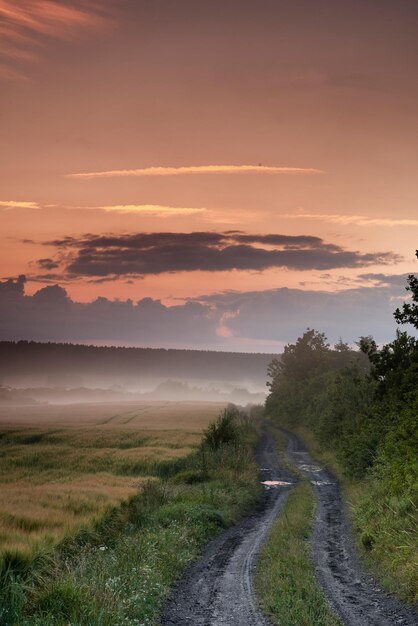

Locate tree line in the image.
[266,253,418,496]
[0,342,275,384]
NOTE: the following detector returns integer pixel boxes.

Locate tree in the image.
[277,328,330,383]
[394,250,418,329]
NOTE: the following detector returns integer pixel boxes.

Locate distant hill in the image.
[0,341,277,391]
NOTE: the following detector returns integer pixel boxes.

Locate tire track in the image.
[161,430,294,625]
[285,430,418,626]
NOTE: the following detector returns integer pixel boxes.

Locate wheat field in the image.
[0,401,223,558]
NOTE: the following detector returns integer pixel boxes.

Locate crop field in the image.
[0,401,223,559]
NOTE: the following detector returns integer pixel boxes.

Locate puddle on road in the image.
[261,480,292,487]
[299,464,322,473]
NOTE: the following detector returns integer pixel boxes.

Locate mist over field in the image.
[0,341,273,406]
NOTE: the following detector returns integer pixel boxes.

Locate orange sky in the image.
[1,0,417,349]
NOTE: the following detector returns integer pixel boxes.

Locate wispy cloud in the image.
[0,1,106,79]
[67,164,324,180]
[0,199,39,209]
[0,0,103,37]
[78,204,207,216]
[286,212,418,227]
[0,200,207,217]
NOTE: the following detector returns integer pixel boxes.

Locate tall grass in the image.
[0,425,205,562]
[0,408,261,625]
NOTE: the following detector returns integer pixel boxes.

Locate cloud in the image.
[67,164,324,180]
[285,212,418,227]
[0,274,413,348]
[79,204,207,216]
[358,272,412,287]
[37,258,60,270]
[0,1,106,79]
[0,200,39,209]
[0,1,99,34]
[0,200,206,217]
[41,230,400,278]
[0,274,27,297]
[195,283,415,345]
[0,276,217,345]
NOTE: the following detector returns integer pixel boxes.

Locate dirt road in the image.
[161,428,417,626]
[285,430,418,626]
[160,430,294,625]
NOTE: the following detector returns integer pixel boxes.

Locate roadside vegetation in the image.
[257,431,341,626]
[0,407,260,625]
[265,256,418,604]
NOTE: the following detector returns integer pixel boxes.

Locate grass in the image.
[356,479,418,603]
[291,426,418,605]
[0,401,224,430]
[0,407,261,625]
[256,430,341,626]
[0,402,223,567]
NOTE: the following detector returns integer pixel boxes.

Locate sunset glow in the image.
[1,0,417,350]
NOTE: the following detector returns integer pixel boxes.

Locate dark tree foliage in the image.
[266,263,418,489]
[359,330,418,401]
[202,405,241,450]
[266,328,372,476]
[0,341,275,385]
[394,250,418,329]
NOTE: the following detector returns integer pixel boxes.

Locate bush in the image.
[202,408,240,450]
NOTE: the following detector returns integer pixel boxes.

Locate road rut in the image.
[160,430,293,625]
[161,428,417,626]
[285,430,418,626]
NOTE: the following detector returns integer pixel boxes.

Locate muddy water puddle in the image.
[261,480,292,487]
[299,463,322,472]
[311,480,333,486]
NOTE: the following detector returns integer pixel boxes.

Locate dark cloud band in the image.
[41,231,400,277]
[0,274,410,347]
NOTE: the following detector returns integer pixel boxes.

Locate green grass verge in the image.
[256,474,341,626]
[0,415,260,626]
[256,426,340,625]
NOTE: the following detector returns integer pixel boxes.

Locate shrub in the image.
[202,408,240,450]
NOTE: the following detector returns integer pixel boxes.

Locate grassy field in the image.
[0,401,223,562]
[0,406,260,625]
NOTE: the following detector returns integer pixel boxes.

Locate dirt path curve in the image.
[285,430,418,626]
[160,429,294,625]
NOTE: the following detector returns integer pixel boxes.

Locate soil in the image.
[160,430,294,625]
[285,430,418,626]
[161,428,418,626]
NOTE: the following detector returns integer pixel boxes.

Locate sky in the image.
[0,0,417,351]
